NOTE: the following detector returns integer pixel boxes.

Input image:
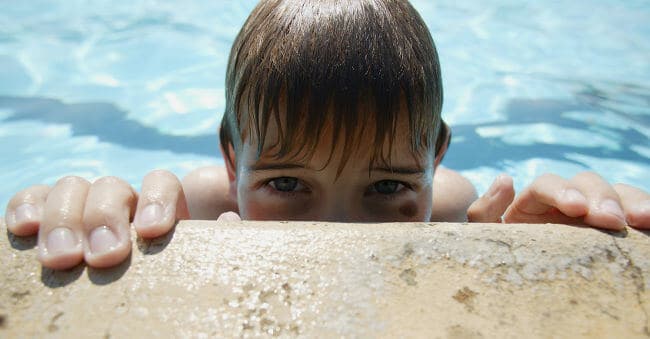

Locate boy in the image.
[4,0,650,270]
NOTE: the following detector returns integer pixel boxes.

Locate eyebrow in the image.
[247,162,312,172]
[369,166,425,175]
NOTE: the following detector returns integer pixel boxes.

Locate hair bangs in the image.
[221,0,443,173]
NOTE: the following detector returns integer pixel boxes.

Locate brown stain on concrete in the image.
[447,324,484,339]
[453,287,478,311]
[47,312,63,333]
[399,268,417,286]
[11,290,30,302]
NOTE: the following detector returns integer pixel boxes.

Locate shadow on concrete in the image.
[0,96,220,157]
[636,229,650,238]
[607,226,650,239]
[599,228,629,239]
[136,224,176,255]
[7,231,37,250]
[87,252,132,285]
[41,264,85,288]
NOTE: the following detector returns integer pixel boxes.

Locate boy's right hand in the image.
[3,170,189,270]
[467,172,650,230]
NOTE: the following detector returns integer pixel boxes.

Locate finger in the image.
[5,185,50,236]
[613,183,650,229]
[82,177,137,268]
[134,170,190,238]
[467,174,514,223]
[571,172,626,230]
[38,176,89,270]
[503,174,589,224]
[217,211,241,222]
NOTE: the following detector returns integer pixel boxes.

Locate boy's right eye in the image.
[268,177,303,192]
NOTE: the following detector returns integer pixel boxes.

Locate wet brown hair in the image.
[219,0,443,173]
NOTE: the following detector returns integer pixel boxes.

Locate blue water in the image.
[1,0,649,209]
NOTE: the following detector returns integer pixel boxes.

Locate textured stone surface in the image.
[2,221,650,338]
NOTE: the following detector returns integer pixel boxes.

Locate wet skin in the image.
[229,117,436,222]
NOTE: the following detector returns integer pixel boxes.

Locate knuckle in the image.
[10,187,36,204]
[572,171,602,182]
[91,176,137,199]
[56,175,90,187]
[9,185,50,208]
[147,169,174,179]
[144,169,182,189]
[93,176,129,187]
[90,202,117,216]
[535,173,561,184]
[83,203,118,226]
[613,183,633,191]
[88,177,136,205]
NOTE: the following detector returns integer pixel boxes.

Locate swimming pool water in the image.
[1,0,649,209]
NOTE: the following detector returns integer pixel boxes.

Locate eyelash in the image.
[262,177,310,198]
[365,180,414,201]
[262,177,414,201]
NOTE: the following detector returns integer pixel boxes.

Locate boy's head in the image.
[219,0,447,221]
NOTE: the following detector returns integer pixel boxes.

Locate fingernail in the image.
[89,226,119,255]
[217,211,241,222]
[137,204,163,227]
[13,203,37,226]
[600,199,625,222]
[46,227,77,254]
[563,189,587,204]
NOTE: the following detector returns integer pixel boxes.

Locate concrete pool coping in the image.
[2,221,649,338]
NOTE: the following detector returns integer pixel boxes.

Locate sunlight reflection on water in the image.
[0,0,648,206]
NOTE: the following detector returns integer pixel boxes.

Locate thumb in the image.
[467,174,515,223]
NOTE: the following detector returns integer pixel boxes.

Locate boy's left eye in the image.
[371,180,406,195]
[268,177,305,192]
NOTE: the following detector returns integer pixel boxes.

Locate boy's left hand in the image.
[467,172,650,230]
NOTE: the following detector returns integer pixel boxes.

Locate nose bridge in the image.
[319,187,353,222]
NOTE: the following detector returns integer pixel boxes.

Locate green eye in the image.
[270,177,299,192]
[373,180,401,194]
